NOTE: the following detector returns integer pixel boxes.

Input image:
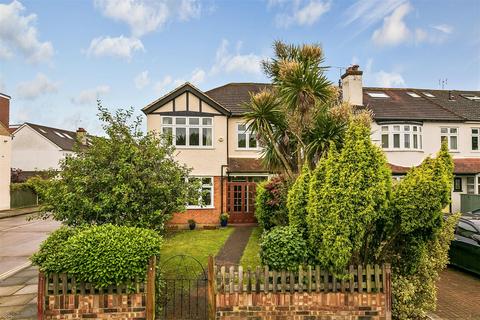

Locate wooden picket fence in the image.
[213,263,391,294]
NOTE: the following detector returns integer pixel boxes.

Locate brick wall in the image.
[0,95,9,129]
[44,293,146,319]
[216,292,391,320]
[169,176,226,226]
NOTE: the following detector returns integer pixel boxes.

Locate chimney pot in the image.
[341,65,363,106]
[76,127,87,145]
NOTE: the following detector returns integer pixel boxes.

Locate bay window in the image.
[161,116,213,147]
[380,124,422,150]
[440,127,458,150]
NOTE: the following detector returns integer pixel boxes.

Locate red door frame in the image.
[226,181,257,223]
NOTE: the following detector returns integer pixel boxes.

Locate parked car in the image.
[449,214,480,275]
[467,208,480,215]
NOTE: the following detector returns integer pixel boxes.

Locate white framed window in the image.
[472,128,480,151]
[380,124,422,150]
[467,176,475,194]
[161,116,213,148]
[187,177,214,209]
[440,127,458,150]
[237,123,258,149]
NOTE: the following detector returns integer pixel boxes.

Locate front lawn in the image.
[159,227,234,277]
[240,227,262,269]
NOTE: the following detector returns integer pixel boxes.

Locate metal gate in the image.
[158,255,208,319]
[226,182,257,223]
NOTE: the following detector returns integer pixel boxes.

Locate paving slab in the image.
[0,285,23,296]
[13,284,37,295]
[0,293,36,307]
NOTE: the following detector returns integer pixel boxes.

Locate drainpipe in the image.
[220,113,231,214]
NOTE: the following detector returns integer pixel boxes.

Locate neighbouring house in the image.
[11,123,90,181]
[0,93,12,210]
[143,66,480,226]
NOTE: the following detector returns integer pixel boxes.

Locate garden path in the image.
[215,226,254,266]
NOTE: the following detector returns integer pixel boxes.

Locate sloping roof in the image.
[142,82,231,116]
[17,123,86,151]
[203,83,480,122]
[205,83,271,116]
[389,158,480,175]
[228,157,270,173]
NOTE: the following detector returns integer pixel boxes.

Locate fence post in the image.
[146,256,156,320]
[207,255,216,320]
[384,263,392,320]
[37,272,45,320]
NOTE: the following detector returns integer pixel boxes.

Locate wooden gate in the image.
[226,182,257,223]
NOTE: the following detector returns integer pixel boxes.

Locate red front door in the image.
[226,182,257,223]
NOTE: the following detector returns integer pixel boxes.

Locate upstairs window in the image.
[237,123,258,149]
[381,124,422,150]
[161,116,213,148]
[440,127,458,150]
[472,128,480,151]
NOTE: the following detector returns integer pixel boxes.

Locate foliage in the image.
[30,226,81,273]
[240,227,262,269]
[306,119,391,274]
[34,105,199,232]
[220,213,229,222]
[31,224,162,288]
[287,165,311,237]
[244,41,354,177]
[255,176,291,231]
[392,213,460,319]
[260,226,308,271]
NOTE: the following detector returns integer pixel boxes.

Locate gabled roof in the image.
[14,122,88,151]
[142,82,231,116]
[205,83,271,116]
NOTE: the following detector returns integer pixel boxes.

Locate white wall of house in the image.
[0,133,11,210]
[11,125,72,171]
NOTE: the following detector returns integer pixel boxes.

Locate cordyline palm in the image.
[243,41,350,177]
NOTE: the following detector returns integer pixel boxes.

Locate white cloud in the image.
[372,2,411,46]
[272,0,331,27]
[153,68,206,94]
[344,0,406,28]
[0,74,5,92]
[211,40,263,75]
[0,1,54,63]
[94,0,201,37]
[15,73,58,100]
[374,70,405,87]
[432,24,453,35]
[71,85,110,105]
[190,68,206,85]
[134,70,150,89]
[86,36,144,60]
[153,76,173,94]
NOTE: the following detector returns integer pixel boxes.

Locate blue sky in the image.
[0,0,479,134]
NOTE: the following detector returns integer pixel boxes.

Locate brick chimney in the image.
[341,65,363,106]
[0,93,10,130]
[76,127,87,145]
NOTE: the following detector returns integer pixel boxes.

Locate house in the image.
[11,123,89,180]
[0,93,11,210]
[143,66,480,226]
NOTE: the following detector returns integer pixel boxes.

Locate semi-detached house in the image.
[143,65,480,227]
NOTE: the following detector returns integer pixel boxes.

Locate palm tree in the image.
[243,41,352,177]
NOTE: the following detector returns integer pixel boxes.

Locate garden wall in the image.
[213,263,391,320]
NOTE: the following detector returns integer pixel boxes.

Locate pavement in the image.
[0,207,40,220]
[0,213,60,319]
[431,266,480,320]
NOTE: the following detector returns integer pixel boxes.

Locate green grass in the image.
[159,227,234,277]
[240,227,263,269]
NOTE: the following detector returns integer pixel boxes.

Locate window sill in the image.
[382,149,424,152]
[176,147,215,150]
[235,148,261,151]
[186,206,215,210]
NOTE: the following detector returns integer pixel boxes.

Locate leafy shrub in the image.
[31,224,162,288]
[255,176,291,231]
[30,226,81,273]
[260,226,307,271]
[287,165,311,237]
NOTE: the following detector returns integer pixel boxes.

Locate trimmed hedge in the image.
[31,224,162,288]
[260,226,307,271]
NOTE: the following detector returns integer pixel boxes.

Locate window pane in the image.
[238,124,246,131]
[393,134,400,148]
[202,118,212,126]
[467,177,475,194]
[420,135,422,149]
[472,128,479,134]
[238,133,246,148]
[176,117,186,125]
[189,118,199,125]
[450,136,458,150]
[202,177,212,185]
[381,126,388,132]
[441,136,447,144]
[393,126,400,132]
[413,126,418,132]
[202,188,212,206]
[473,136,479,151]
[249,134,257,148]
[189,128,199,146]
[162,117,172,124]
[404,125,410,131]
[450,128,457,134]
[413,134,418,149]
[176,127,186,145]
[162,127,172,135]
[381,134,389,148]
[404,134,410,148]
[441,128,448,134]
[202,128,212,146]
